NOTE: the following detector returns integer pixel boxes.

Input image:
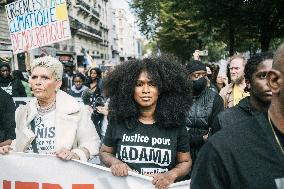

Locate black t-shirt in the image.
[103,121,190,175]
[191,112,284,189]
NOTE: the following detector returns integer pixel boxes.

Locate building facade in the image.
[0,5,15,69]
[114,8,143,61]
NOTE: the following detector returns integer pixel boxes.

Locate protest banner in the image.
[5,0,71,54]
[0,153,190,189]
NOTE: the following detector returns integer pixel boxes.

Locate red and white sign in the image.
[5,0,71,54]
[0,153,190,189]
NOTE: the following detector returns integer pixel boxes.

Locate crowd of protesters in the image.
[0,42,284,189]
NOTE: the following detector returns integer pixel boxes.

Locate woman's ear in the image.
[245,79,251,93]
[266,69,281,94]
[56,80,62,91]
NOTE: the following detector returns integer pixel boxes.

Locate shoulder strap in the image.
[30,119,38,153]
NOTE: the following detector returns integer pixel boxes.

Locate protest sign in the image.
[218,59,228,76]
[5,0,71,54]
[0,153,190,189]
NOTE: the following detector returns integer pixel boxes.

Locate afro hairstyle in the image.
[103,55,192,129]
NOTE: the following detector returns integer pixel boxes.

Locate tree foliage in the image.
[130,0,284,61]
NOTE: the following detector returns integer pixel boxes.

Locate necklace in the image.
[268,113,284,155]
[36,99,56,115]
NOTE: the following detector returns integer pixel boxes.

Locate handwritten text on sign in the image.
[5,0,71,54]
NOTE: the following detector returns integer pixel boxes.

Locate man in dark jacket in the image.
[211,52,274,133]
[190,44,284,189]
[0,63,26,97]
[0,87,16,147]
[185,60,224,169]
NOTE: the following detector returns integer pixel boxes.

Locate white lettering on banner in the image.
[120,145,171,166]
[141,168,168,175]
[0,153,190,189]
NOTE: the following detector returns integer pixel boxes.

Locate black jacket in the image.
[0,88,16,143]
[191,112,284,189]
[212,96,262,134]
[186,87,224,165]
[0,76,27,97]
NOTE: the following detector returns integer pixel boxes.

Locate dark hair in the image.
[185,60,206,74]
[0,63,11,71]
[103,56,192,129]
[245,52,274,82]
[89,67,102,79]
[73,72,85,82]
[12,70,25,81]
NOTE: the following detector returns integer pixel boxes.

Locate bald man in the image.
[191,44,284,189]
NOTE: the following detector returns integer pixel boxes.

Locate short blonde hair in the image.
[31,56,63,80]
[229,54,246,66]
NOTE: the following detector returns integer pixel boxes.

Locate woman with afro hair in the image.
[100,56,192,189]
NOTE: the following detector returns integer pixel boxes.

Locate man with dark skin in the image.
[0,63,26,97]
[211,52,273,133]
[0,87,16,147]
[191,45,284,189]
[185,60,223,170]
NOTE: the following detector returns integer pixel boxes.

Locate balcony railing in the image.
[75,0,100,20]
[69,17,102,40]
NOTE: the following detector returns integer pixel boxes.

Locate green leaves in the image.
[130,0,284,61]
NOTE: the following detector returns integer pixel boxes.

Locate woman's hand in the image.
[0,145,12,155]
[110,162,131,176]
[148,172,176,189]
[96,106,109,116]
[56,148,80,160]
[100,144,131,177]
[86,105,94,114]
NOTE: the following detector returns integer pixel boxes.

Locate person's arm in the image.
[190,142,230,189]
[210,94,224,123]
[0,139,12,147]
[66,104,101,161]
[0,145,12,154]
[208,94,224,135]
[211,114,222,135]
[219,87,227,108]
[17,80,27,97]
[2,94,16,141]
[151,126,191,189]
[100,122,131,176]
[151,152,191,189]
[100,144,131,176]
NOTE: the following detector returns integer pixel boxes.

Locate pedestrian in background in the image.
[0,63,26,97]
[185,60,224,172]
[0,87,16,147]
[220,55,249,108]
[69,72,89,98]
[12,70,32,97]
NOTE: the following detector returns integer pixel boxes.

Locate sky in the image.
[112,0,135,23]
